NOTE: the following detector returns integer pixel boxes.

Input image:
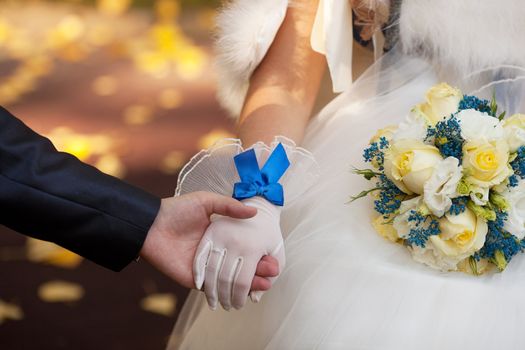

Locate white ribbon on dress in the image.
[310,0,354,93]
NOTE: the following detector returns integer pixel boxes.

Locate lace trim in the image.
[175,136,320,205]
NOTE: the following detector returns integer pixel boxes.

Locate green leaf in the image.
[347,187,381,203]
[490,91,498,117]
[352,167,381,181]
[491,250,508,271]
[469,256,480,276]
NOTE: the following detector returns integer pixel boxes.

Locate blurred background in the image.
[0,0,235,348]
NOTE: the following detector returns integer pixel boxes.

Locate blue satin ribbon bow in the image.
[233,143,290,206]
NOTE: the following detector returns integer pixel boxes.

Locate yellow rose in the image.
[384,139,443,194]
[372,215,399,242]
[462,139,511,188]
[370,125,397,144]
[414,83,462,125]
[430,208,488,259]
[503,113,525,152]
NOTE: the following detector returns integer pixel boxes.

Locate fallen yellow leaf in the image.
[158,88,182,110]
[198,129,236,150]
[123,104,154,125]
[0,300,23,325]
[160,151,186,175]
[26,238,83,269]
[95,153,126,178]
[92,75,118,96]
[97,0,131,16]
[38,281,85,303]
[140,293,176,317]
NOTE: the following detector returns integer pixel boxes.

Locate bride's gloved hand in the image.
[180,139,317,310]
[194,144,291,310]
[194,196,285,310]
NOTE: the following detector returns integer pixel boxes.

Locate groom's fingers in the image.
[201,192,257,219]
[255,256,280,277]
[250,245,285,303]
[248,256,278,291]
[251,276,271,291]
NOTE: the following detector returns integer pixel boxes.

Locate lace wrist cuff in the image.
[175,136,319,206]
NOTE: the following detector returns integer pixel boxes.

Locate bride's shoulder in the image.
[214,0,288,117]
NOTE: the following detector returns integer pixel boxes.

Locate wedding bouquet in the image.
[353,83,525,274]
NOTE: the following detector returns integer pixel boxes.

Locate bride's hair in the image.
[349,0,391,41]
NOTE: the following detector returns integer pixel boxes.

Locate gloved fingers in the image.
[231,258,259,310]
[250,244,285,303]
[193,239,212,290]
[203,247,226,310]
[217,252,242,311]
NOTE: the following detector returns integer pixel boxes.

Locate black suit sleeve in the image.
[0,107,161,271]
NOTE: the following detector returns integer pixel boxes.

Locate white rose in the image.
[392,110,428,142]
[410,244,465,271]
[423,157,462,217]
[393,197,487,271]
[502,179,525,239]
[384,139,443,194]
[456,109,504,142]
[392,197,455,270]
[429,208,488,263]
[414,83,462,125]
[503,113,525,153]
[393,196,425,239]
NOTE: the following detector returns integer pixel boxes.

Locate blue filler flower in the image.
[511,146,525,179]
[449,197,468,215]
[406,211,440,248]
[432,115,464,160]
[477,210,524,264]
[459,95,491,114]
[363,137,389,171]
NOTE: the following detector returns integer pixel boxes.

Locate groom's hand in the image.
[139,192,279,291]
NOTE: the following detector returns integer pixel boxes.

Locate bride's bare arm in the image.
[238,0,326,146]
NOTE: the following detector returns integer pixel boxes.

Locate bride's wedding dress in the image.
[170,1,525,349]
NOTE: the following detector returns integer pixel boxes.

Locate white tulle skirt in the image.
[168,48,525,350]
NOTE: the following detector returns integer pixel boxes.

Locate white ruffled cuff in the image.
[175,136,319,206]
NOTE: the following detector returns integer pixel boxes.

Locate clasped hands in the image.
[140,192,284,311]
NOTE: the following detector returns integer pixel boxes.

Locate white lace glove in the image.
[194,196,285,310]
